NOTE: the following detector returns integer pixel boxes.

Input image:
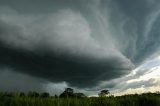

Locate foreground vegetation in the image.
[0,90,160,106]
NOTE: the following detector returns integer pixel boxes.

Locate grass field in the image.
[0,92,160,106]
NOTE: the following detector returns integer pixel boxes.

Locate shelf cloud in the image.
[0,0,160,92]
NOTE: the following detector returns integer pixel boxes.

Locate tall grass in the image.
[0,92,160,106]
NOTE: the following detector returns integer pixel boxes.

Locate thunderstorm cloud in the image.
[0,0,160,94]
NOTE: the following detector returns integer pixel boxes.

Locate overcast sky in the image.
[0,0,160,96]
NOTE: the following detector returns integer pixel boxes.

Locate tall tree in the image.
[98,90,110,97]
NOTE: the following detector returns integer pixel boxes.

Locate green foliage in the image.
[59,88,86,98]
[98,90,110,97]
[0,92,160,106]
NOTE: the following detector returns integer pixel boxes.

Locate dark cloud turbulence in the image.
[0,0,160,89]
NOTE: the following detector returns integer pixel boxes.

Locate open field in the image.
[0,92,160,106]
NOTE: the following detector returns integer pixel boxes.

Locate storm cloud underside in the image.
[0,0,160,88]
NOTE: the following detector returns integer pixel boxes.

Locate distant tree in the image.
[65,88,74,93]
[155,91,160,95]
[98,90,110,97]
[75,93,86,98]
[4,92,15,97]
[28,91,39,97]
[40,92,50,98]
[59,88,75,98]
[19,92,25,97]
[54,94,58,98]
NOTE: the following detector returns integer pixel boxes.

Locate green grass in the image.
[0,92,160,106]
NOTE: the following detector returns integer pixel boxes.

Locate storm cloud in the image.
[0,0,160,89]
[0,68,46,92]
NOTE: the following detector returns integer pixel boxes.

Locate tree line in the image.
[0,88,110,98]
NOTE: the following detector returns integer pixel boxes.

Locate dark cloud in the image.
[0,69,46,92]
[0,0,160,90]
[0,39,131,87]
